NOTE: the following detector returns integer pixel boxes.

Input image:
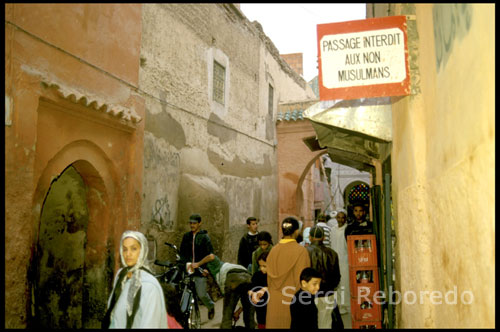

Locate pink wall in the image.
[277,119,325,236]
[5,4,144,327]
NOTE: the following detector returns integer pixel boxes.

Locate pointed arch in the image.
[295,150,328,221]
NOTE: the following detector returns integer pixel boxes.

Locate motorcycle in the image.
[154,242,202,329]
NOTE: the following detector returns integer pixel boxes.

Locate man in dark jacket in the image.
[345,203,373,239]
[237,217,259,271]
[179,213,215,320]
[306,226,344,329]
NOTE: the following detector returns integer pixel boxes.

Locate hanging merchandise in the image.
[320,155,336,212]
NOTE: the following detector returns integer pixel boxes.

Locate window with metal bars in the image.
[213,61,225,105]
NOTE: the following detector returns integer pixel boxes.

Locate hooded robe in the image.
[105,230,167,328]
[265,239,310,329]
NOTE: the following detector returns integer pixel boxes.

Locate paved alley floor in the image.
[200,298,352,329]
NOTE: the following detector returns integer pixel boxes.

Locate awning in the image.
[303,98,392,172]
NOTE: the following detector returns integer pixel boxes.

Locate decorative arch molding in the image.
[33,92,144,272]
[295,150,328,219]
[33,139,118,212]
[30,140,119,327]
[31,140,122,254]
[40,78,142,124]
[15,65,141,129]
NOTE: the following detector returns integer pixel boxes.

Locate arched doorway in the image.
[295,150,328,226]
[344,181,370,219]
[33,165,89,328]
[31,160,114,328]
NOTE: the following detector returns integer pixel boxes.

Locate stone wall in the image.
[138,4,316,263]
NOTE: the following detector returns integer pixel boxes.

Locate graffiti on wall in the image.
[151,196,174,230]
[143,139,180,170]
[433,4,472,72]
[142,133,180,231]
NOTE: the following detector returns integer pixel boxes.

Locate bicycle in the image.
[154,242,202,329]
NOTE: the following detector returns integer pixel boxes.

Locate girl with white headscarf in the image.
[103,230,168,328]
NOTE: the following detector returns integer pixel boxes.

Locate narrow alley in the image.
[4,3,494,329]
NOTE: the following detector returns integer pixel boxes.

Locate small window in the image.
[213,61,225,105]
[268,84,274,114]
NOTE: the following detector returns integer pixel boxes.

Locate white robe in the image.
[329,223,351,313]
[327,217,337,229]
[108,269,168,328]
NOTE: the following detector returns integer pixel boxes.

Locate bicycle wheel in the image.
[187,300,201,329]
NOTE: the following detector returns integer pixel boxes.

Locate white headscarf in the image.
[118,230,150,317]
[336,208,347,217]
[119,230,150,272]
[334,209,348,229]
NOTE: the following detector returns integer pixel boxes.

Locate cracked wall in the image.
[139,4,316,262]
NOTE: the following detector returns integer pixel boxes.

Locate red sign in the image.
[317,16,410,101]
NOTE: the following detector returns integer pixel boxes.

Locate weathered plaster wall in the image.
[390,4,494,328]
[260,43,316,105]
[277,115,324,227]
[138,4,314,262]
[5,4,144,327]
[6,4,142,87]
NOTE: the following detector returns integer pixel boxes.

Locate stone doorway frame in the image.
[30,146,117,327]
[27,91,140,327]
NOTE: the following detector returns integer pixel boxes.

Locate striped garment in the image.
[316,222,331,247]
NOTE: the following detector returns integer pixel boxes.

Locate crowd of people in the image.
[103,204,372,329]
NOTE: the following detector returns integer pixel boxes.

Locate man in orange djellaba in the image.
[265,217,311,328]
